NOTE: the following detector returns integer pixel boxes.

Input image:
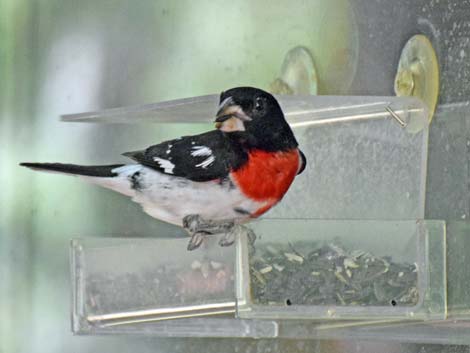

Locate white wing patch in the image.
[191,146,212,157]
[195,155,215,169]
[191,146,215,169]
[153,157,175,174]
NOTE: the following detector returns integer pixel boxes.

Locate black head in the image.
[215,87,298,151]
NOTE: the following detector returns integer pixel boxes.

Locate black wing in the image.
[123,130,247,182]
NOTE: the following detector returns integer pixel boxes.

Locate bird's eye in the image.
[254,97,265,112]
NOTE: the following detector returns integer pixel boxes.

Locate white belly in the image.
[109,165,265,226]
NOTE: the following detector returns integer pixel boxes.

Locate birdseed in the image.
[249,241,419,307]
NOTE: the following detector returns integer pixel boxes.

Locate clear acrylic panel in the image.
[71,219,446,337]
[236,219,446,321]
[63,94,430,220]
[71,236,238,331]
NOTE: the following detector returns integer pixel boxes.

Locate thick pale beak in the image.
[215,97,251,131]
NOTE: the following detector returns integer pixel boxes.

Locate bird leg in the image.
[183,214,235,235]
[183,214,256,250]
[183,214,235,250]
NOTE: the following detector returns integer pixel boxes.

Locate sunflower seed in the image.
[284,252,304,263]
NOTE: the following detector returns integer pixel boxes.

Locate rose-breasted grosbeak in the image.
[21,87,306,250]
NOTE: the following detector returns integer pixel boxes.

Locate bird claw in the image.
[218,231,235,247]
[246,228,257,245]
[187,231,208,251]
[219,224,256,248]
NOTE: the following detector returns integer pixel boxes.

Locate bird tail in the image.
[19,162,124,177]
[19,162,140,197]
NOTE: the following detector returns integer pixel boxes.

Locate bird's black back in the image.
[124,130,248,182]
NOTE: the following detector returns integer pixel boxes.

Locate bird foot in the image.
[183,214,254,251]
[218,224,257,247]
[246,227,257,246]
[218,228,236,247]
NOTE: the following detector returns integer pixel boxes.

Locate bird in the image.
[20,87,306,250]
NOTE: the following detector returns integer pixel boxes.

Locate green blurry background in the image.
[2,0,470,352]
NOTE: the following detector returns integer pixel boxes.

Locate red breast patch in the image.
[231,149,300,216]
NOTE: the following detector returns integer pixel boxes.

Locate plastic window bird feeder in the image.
[66,92,447,338]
